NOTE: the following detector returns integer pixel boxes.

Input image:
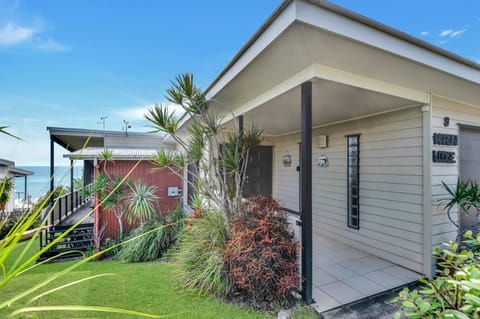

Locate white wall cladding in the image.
[431,96,480,246]
[273,107,424,273]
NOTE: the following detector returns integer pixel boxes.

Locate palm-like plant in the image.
[94,174,127,239]
[442,179,480,229]
[0,126,20,140]
[125,181,159,225]
[145,73,263,231]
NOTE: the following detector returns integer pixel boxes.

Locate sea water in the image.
[14,166,83,199]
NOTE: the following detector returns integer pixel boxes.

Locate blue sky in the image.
[0,0,479,166]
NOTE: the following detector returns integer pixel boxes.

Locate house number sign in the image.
[432,133,458,163]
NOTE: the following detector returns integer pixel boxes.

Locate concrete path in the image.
[319,281,420,319]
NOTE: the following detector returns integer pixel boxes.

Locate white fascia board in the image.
[296,1,480,84]
[220,63,428,125]
[205,2,297,100]
[312,64,429,103]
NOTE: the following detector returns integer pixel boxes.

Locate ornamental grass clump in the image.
[224,196,300,310]
[118,207,185,262]
[176,210,230,298]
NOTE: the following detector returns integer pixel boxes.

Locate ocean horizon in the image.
[15,166,83,199]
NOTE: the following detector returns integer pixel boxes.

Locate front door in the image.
[243,146,273,197]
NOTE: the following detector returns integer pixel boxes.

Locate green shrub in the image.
[393,232,480,319]
[0,210,41,240]
[118,207,185,262]
[224,196,300,310]
[176,210,230,297]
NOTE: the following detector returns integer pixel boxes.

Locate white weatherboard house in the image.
[0,158,33,212]
[178,0,480,312]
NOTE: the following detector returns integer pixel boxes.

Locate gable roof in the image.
[205,0,480,97]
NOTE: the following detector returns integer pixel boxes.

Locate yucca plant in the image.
[125,180,159,225]
[146,73,263,231]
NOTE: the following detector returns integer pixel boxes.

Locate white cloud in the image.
[114,102,185,121]
[420,31,429,36]
[0,22,35,46]
[34,38,71,52]
[439,40,448,45]
[114,105,153,120]
[450,29,467,38]
[440,29,453,37]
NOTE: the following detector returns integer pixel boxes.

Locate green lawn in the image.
[1,239,272,319]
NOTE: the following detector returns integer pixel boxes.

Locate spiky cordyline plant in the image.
[145,73,263,231]
[125,180,159,225]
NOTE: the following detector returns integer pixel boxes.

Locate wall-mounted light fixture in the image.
[282,153,292,167]
[317,155,329,167]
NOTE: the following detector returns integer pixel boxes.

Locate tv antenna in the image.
[99,116,108,131]
[123,120,131,136]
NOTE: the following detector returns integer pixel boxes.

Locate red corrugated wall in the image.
[94,160,182,242]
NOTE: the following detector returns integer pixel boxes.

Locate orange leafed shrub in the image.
[224,196,300,309]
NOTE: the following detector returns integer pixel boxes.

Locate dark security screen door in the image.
[243,146,273,197]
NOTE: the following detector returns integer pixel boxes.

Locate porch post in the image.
[301,81,313,304]
[70,159,74,210]
[50,135,55,203]
[236,115,244,138]
[24,176,27,200]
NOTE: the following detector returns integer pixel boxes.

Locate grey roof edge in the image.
[10,167,34,176]
[0,158,15,167]
[204,0,480,96]
[47,126,167,140]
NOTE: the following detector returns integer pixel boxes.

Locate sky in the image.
[0,0,479,166]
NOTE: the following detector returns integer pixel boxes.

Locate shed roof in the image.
[47,126,166,152]
[63,147,164,160]
[0,158,34,177]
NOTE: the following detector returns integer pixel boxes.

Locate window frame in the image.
[347,134,360,229]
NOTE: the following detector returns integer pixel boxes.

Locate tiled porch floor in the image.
[311,235,421,313]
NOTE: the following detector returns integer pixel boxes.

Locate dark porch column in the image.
[50,135,55,203]
[24,176,27,200]
[70,159,74,210]
[236,115,244,138]
[301,81,313,304]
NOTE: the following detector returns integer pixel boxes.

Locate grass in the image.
[1,239,273,319]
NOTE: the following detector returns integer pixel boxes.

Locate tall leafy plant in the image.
[125,180,159,225]
[145,73,263,230]
[94,173,127,239]
[442,179,480,248]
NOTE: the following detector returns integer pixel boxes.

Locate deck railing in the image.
[50,184,93,226]
[39,184,94,260]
